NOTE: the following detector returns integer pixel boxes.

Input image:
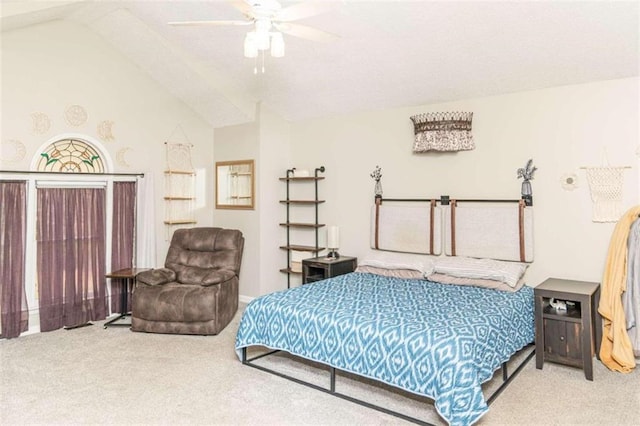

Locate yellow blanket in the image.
[598,205,640,372]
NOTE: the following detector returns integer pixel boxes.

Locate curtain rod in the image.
[0,170,144,177]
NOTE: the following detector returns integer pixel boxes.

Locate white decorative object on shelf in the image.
[293,169,309,177]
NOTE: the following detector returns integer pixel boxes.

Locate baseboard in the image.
[239,294,255,304]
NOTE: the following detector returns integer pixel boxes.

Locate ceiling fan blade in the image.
[168,20,253,27]
[274,22,338,42]
[276,2,337,22]
[230,0,256,19]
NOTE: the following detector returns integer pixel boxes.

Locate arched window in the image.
[34,136,109,173]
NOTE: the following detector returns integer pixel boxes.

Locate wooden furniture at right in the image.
[534,278,602,381]
[302,256,357,284]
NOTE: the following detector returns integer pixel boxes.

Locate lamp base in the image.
[327,250,340,259]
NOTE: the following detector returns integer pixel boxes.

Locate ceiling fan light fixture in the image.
[270,32,285,57]
[255,18,272,50]
[255,32,270,51]
[244,31,258,58]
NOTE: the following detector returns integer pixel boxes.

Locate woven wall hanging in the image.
[583,165,629,222]
[410,112,474,153]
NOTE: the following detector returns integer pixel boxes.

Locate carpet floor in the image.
[1,306,639,425]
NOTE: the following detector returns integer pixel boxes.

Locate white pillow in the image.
[433,256,528,288]
[356,265,425,280]
[359,250,435,276]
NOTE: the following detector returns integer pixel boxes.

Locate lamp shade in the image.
[270,32,285,58]
[327,226,339,249]
[244,32,258,58]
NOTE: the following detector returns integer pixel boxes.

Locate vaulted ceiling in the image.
[2,1,639,128]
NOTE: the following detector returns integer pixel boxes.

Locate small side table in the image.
[534,278,601,380]
[302,256,357,284]
[104,267,149,328]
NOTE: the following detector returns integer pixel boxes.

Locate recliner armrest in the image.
[200,269,236,286]
[137,268,176,286]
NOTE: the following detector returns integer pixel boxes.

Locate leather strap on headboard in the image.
[518,199,525,262]
[374,197,381,249]
[429,199,436,255]
[450,199,457,256]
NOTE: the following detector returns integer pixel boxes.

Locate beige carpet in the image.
[1,306,639,426]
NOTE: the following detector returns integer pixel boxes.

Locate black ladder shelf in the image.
[279,166,325,288]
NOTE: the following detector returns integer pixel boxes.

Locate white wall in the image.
[213,103,291,299]
[1,19,215,267]
[289,78,639,287]
[5,19,636,300]
[212,118,260,298]
[257,103,292,294]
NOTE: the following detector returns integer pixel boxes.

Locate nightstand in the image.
[302,256,357,284]
[534,278,602,381]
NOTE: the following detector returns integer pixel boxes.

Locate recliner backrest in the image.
[165,228,244,281]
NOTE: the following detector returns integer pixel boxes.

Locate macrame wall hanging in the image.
[410,112,474,153]
[164,125,197,240]
[583,165,630,223]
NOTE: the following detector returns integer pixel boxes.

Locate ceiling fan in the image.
[168,0,339,59]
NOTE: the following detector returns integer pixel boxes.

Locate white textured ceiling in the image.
[2,1,639,128]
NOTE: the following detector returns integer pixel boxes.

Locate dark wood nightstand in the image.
[302,256,357,284]
[534,278,602,380]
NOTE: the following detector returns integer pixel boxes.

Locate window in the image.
[36,138,106,173]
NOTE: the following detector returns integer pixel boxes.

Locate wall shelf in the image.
[164,143,196,239]
[280,167,325,288]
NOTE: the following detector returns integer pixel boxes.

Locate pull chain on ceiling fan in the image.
[168,0,338,62]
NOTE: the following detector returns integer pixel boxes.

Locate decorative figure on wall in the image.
[410,112,474,153]
[370,165,383,197]
[116,147,133,168]
[64,104,88,127]
[31,112,51,135]
[97,120,115,141]
[517,159,537,205]
[560,172,579,191]
[0,139,27,164]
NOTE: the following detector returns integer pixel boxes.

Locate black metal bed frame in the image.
[241,344,535,425]
[244,192,536,423]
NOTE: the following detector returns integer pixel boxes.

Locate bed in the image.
[236,195,535,425]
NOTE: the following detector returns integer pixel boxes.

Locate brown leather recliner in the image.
[131,227,244,335]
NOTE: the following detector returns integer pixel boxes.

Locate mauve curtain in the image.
[110,182,136,313]
[37,187,107,331]
[0,181,29,338]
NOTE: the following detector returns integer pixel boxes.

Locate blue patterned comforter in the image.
[235,272,534,425]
